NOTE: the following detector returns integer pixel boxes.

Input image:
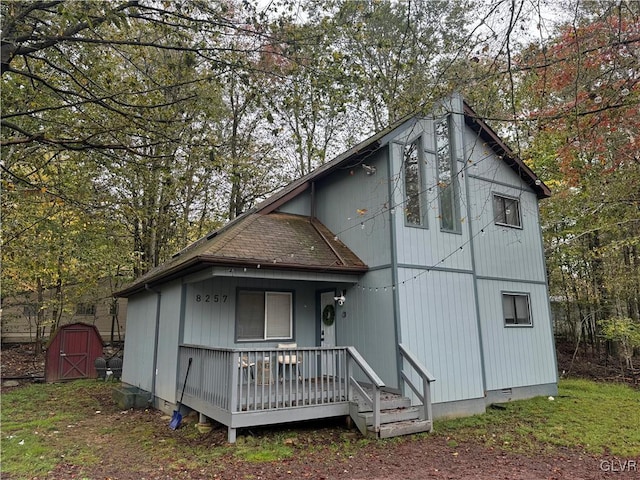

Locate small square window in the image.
[493,194,521,227]
[502,293,531,326]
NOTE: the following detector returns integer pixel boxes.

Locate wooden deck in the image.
[178,345,375,441]
[177,343,434,442]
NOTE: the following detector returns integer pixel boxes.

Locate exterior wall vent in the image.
[501,388,513,395]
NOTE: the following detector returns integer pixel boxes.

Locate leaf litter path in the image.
[44,408,633,480]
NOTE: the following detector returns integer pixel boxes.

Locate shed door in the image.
[59,327,91,380]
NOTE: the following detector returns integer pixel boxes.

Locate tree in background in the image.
[2,0,638,367]
[0,1,273,338]
[519,1,640,351]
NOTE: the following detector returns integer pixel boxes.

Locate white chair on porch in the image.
[238,355,255,382]
[277,343,301,381]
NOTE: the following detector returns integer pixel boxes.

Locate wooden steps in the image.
[350,390,432,439]
[376,419,433,438]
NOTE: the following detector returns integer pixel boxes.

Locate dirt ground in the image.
[1,343,638,480]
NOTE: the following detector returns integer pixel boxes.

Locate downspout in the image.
[145,284,162,406]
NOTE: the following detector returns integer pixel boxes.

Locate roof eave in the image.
[115,256,368,297]
[463,103,552,199]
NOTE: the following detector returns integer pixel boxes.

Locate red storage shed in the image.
[45,323,104,382]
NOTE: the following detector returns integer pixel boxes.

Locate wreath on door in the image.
[322,304,336,326]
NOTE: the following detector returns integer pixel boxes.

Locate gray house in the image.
[117,95,557,442]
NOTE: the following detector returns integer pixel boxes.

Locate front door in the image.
[59,327,91,380]
[320,291,336,377]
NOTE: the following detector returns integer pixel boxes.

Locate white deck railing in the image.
[398,343,435,430]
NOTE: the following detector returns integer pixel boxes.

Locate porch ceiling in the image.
[116,213,367,297]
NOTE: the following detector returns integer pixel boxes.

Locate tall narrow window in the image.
[436,117,460,232]
[265,292,292,338]
[493,194,521,227]
[502,293,532,326]
[403,139,423,226]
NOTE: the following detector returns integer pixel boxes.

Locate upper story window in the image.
[493,194,521,228]
[403,138,425,227]
[436,117,461,233]
[502,293,532,326]
[236,290,293,341]
[76,303,96,316]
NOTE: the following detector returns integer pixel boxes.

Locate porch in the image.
[177,343,434,442]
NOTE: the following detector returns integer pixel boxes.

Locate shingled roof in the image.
[117,98,550,297]
[117,213,367,296]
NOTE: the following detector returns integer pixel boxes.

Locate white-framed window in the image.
[502,293,532,326]
[493,194,521,228]
[236,290,293,341]
[403,138,425,227]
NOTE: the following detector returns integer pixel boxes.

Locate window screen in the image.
[237,290,266,340]
[404,139,423,226]
[502,293,532,326]
[493,194,521,227]
[265,292,292,338]
[237,290,293,341]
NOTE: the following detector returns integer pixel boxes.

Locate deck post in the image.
[423,373,433,431]
[346,355,354,401]
[372,388,381,433]
[228,427,237,443]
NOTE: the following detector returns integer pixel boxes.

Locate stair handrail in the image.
[398,343,435,430]
[346,346,385,433]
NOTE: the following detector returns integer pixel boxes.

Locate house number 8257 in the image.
[195,294,227,303]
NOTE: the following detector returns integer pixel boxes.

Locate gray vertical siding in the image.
[122,281,182,402]
[183,277,319,349]
[154,280,182,402]
[314,149,391,268]
[337,269,398,388]
[387,100,485,404]
[121,290,158,392]
[397,269,484,403]
[309,149,399,386]
[466,181,547,282]
[462,117,557,393]
[277,190,311,216]
[463,122,545,273]
[476,280,556,389]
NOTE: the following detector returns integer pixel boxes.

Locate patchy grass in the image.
[1,378,638,479]
[1,381,110,477]
[435,379,640,457]
[234,434,295,463]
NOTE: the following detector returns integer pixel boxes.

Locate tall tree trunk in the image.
[35,277,44,354]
